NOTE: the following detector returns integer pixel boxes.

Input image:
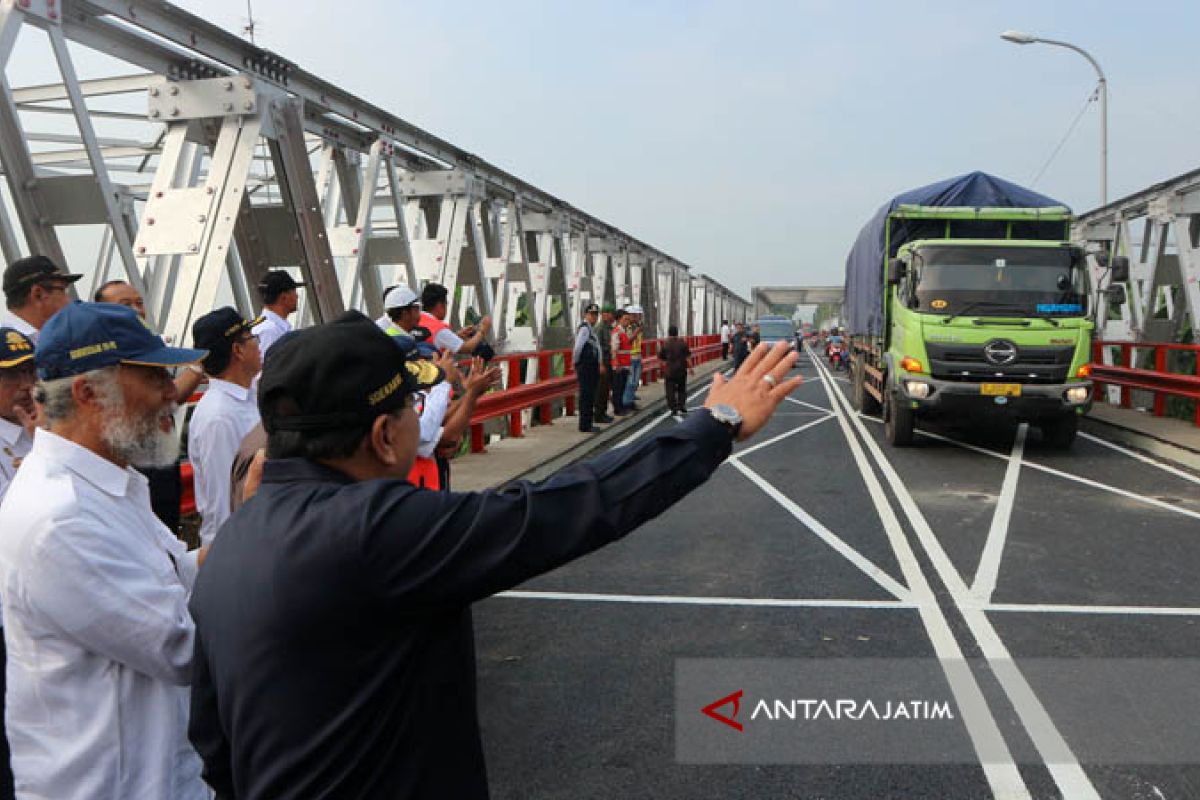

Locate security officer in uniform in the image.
[188,311,801,800]
[572,303,601,432]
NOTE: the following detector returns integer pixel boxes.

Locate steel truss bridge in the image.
[0,0,749,352]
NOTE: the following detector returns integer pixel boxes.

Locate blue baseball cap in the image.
[36,302,208,379]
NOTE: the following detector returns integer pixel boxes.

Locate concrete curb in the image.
[505,360,729,486]
[1080,415,1200,473]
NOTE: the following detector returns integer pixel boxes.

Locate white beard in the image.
[95,377,180,468]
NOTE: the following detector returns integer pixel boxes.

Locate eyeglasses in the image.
[0,363,36,385]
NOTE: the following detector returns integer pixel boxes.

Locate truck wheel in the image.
[854,358,882,416]
[1040,415,1078,449]
[884,388,915,447]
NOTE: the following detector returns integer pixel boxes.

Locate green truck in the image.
[843,172,1127,448]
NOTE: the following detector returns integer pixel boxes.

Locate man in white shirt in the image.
[0,256,81,344]
[251,271,304,355]
[720,319,732,360]
[189,307,263,546]
[0,302,209,800]
[0,328,36,798]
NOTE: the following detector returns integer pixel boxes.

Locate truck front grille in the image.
[925,343,1075,383]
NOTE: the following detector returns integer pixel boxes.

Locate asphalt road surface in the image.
[474,346,1200,800]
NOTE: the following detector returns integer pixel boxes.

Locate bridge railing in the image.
[1091,341,1200,426]
[179,334,723,512]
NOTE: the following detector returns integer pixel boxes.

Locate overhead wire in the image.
[1029,84,1099,188]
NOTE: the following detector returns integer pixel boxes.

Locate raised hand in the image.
[704,341,802,441]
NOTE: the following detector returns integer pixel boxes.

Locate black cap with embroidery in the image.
[0,327,34,369]
[2,255,82,299]
[259,310,442,433]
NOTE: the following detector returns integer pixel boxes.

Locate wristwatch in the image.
[707,404,743,438]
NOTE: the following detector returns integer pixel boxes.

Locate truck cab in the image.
[882,238,1094,446]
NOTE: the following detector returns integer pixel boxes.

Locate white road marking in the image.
[616,379,717,447]
[811,349,1100,800]
[727,458,911,602]
[986,602,1200,617]
[804,349,1035,800]
[497,590,916,609]
[971,424,1027,604]
[734,413,834,459]
[785,396,832,414]
[1078,431,1200,487]
[917,429,1200,522]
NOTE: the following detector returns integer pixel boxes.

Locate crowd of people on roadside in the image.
[571,303,700,431]
[0,251,801,799]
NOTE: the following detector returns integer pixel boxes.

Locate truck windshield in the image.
[911,245,1088,317]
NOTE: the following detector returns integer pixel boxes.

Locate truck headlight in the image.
[904,380,931,399]
[1065,386,1089,404]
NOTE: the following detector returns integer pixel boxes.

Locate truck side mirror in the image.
[1109,256,1130,283]
[887,258,907,285]
[1106,285,1127,305]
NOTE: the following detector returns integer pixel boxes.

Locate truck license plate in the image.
[980,383,1022,397]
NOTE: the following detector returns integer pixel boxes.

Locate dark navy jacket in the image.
[188,410,733,799]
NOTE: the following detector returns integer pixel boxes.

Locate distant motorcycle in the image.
[828,342,848,371]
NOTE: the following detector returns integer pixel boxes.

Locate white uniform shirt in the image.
[0,311,38,344]
[720,323,731,344]
[0,430,206,800]
[251,308,291,355]
[0,417,33,629]
[416,382,452,459]
[188,378,260,546]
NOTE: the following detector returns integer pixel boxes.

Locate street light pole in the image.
[1001,30,1108,205]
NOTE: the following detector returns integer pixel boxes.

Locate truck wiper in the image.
[940,300,1027,324]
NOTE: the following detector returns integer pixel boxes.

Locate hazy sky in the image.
[156,1,1200,296]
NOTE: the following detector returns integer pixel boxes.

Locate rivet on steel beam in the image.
[169,107,180,117]
[206,187,215,195]
[189,244,199,253]
[351,248,359,255]
[223,80,234,91]
[197,214,206,223]
[243,101,254,111]
[147,218,155,225]
[137,246,146,254]
[150,110,161,119]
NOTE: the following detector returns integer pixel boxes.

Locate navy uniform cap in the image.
[259,310,442,434]
[0,327,34,369]
[36,302,207,379]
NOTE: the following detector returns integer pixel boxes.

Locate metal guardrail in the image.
[1091,340,1200,426]
[179,335,724,513]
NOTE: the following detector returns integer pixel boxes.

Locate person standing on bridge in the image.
[592,305,616,423]
[419,283,493,358]
[731,321,751,372]
[1,256,81,345]
[188,307,263,545]
[252,270,305,356]
[95,279,206,533]
[622,305,645,411]
[610,308,634,415]
[0,327,37,800]
[0,302,210,800]
[572,303,602,433]
[186,312,801,800]
[720,319,731,360]
[659,325,693,418]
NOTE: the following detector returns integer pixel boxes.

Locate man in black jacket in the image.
[188,311,800,800]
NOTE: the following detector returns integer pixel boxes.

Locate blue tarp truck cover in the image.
[843,171,1069,336]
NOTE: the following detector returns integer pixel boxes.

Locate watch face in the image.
[711,404,742,425]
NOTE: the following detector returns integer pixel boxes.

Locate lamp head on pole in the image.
[1000,30,1038,45]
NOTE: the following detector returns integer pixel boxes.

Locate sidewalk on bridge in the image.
[1083,402,1200,472]
[450,358,730,491]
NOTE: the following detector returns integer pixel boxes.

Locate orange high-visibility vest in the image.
[408,456,440,490]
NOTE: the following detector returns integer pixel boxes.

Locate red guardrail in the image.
[1091,340,1200,426]
[179,334,724,511]
[467,334,721,452]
